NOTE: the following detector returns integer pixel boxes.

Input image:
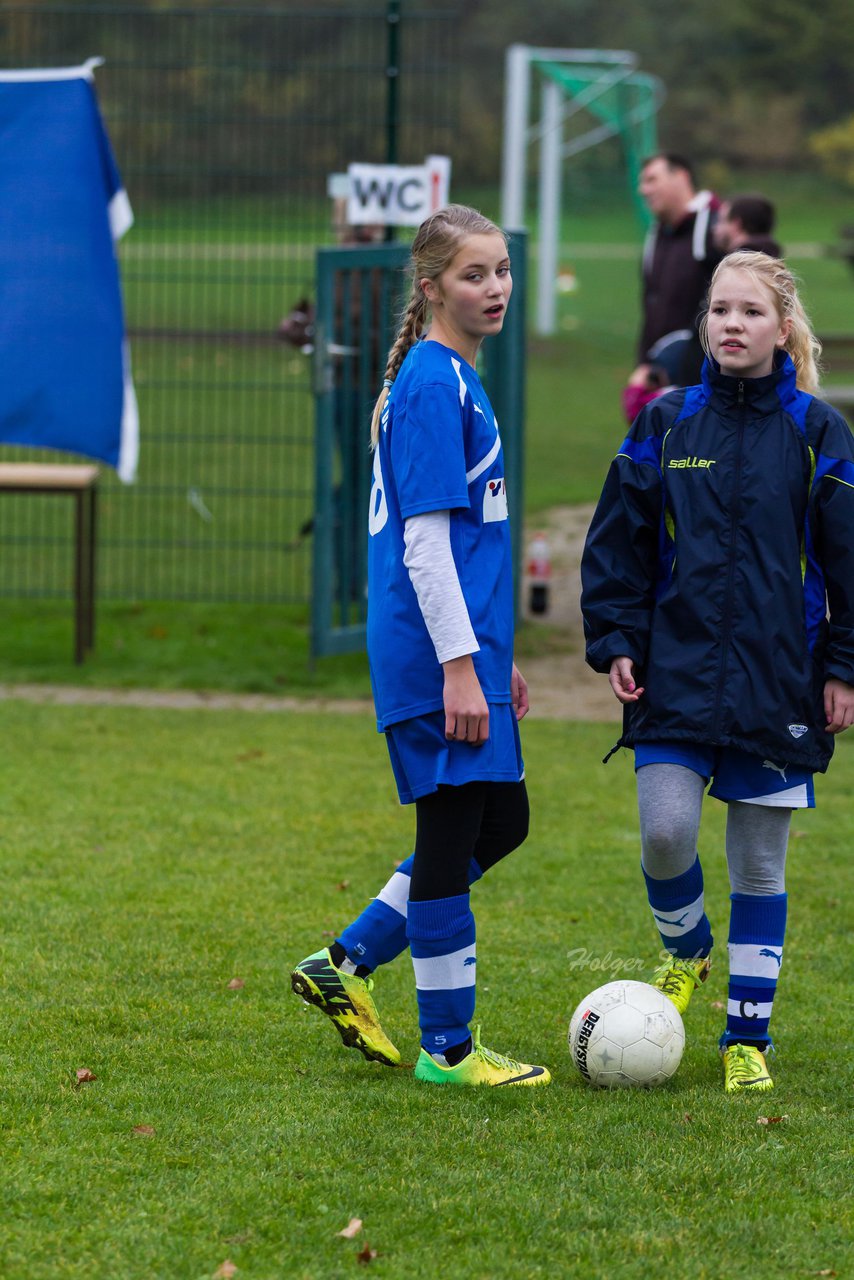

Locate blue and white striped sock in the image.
[642,856,713,959]
[721,891,787,1049]
[407,892,476,1055]
[337,854,483,973]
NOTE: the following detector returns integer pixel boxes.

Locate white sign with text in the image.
[346,155,451,226]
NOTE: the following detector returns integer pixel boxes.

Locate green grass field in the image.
[1,703,851,1278]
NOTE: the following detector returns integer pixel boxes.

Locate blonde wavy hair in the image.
[369,204,506,446]
[700,250,822,395]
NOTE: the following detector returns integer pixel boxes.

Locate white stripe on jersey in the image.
[651,891,705,937]
[412,943,477,991]
[450,357,468,406]
[466,433,501,485]
[375,870,411,919]
[728,942,783,980]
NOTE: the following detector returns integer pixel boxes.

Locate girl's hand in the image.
[443,654,489,745]
[511,663,529,721]
[609,656,645,704]
[824,677,854,733]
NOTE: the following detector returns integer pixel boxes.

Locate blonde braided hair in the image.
[370,204,505,445]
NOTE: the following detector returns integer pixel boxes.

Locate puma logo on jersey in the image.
[762,760,787,782]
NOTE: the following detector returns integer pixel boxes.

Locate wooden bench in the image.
[0,463,98,664]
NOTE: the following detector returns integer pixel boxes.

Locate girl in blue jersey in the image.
[292,205,550,1087]
[582,252,854,1093]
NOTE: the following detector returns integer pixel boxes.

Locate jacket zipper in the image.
[711,379,745,737]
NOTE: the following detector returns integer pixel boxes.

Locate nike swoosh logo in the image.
[494,1067,547,1085]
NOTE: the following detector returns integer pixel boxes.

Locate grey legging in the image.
[637,763,790,894]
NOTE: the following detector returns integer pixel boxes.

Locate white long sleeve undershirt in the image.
[402,510,480,664]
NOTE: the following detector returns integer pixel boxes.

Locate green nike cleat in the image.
[291,947,401,1067]
[722,1042,774,1094]
[414,1026,550,1087]
[652,954,712,1015]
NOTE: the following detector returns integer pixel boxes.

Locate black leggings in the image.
[409,780,529,902]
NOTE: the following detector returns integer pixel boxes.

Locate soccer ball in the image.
[568,979,685,1088]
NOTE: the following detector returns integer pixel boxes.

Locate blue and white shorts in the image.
[385,703,524,804]
[634,741,815,809]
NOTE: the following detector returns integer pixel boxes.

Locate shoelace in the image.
[653,959,701,996]
[471,1026,523,1072]
[727,1044,764,1081]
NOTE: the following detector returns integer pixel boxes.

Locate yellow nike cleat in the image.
[722,1042,774,1094]
[652,954,712,1015]
[291,947,401,1067]
[413,1026,550,1087]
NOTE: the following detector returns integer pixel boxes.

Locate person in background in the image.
[714,195,782,258]
[637,153,723,386]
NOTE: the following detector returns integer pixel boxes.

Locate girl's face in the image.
[421,233,511,357]
[706,267,791,380]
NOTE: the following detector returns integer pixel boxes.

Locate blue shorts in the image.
[634,741,815,809]
[385,703,524,804]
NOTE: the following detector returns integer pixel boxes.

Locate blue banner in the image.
[0,61,138,481]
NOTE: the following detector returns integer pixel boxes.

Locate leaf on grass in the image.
[336,1217,363,1239]
[214,1261,238,1279]
[757,1114,789,1125]
[682,1113,693,1123]
[356,1243,378,1264]
[710,1000,725,1011]
[791,829,808,838]
[132,1125,156,1137]
[227,978,245,990]
[335,880,351,892]
[75,1068,97,1085]
[321,929,336,938]
[236,749,264,762]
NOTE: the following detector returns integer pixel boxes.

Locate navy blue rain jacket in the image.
[581,354,854,771]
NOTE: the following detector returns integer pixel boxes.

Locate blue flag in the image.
[0,61,138,481]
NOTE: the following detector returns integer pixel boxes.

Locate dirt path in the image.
[519,504,619,723]
[0,505,619,724]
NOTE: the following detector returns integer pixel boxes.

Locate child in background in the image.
[292,205,550,1088]
[582,251,854,1092]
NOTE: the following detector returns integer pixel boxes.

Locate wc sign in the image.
[346,155,451,227]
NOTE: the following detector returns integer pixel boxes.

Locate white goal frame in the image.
[501,45,664,334]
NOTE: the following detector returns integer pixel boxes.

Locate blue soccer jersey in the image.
[367,339,514,731]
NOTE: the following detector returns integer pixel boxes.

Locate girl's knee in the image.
[641,819,696,870]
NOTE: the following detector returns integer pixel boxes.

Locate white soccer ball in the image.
[568,979,685,1088]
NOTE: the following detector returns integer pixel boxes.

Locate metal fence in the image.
[0,3,459,603]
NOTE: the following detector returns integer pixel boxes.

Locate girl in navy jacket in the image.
[582,251,854,1093]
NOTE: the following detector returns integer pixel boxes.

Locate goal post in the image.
[501,45,665,334]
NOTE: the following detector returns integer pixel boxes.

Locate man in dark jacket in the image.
[638,153,723,385]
